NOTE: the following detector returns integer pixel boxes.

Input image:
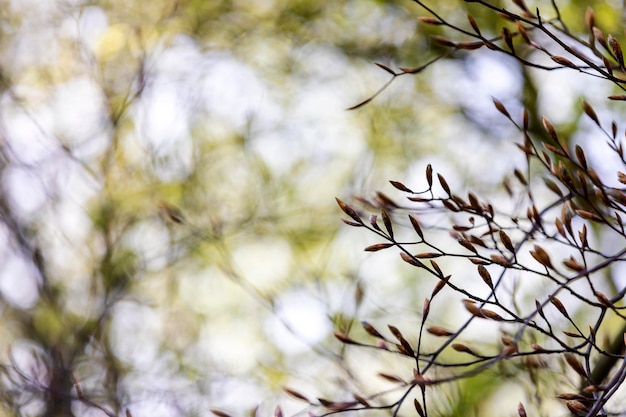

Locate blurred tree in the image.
[0,0,621,417]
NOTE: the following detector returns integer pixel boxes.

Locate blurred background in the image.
[0,0,622,416]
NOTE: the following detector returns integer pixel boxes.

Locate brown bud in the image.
[362,321,385,339]
[551,55,578,69]
[422,298,431,319]
[426,326,453,337]
[418,16,443,25]
[501,343,518,356]
[378,373,406,384]
[563,256,585,272]
[452,343,476,355]
[564,353,587,377]
[582,101,600,126]
[550,296,570,318]
[334,332,359,345]
[477,265,493,289]
[530,245,554,269]
[414,398,425,417]
[585,7,595,31]
[593,27,607,48]
[565,400,589,416]
[608,34,624,69]
[499,230,515,252]
[480,308,503,321]
[462,299,482,317]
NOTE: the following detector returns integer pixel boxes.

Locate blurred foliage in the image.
[0,0,622,416]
